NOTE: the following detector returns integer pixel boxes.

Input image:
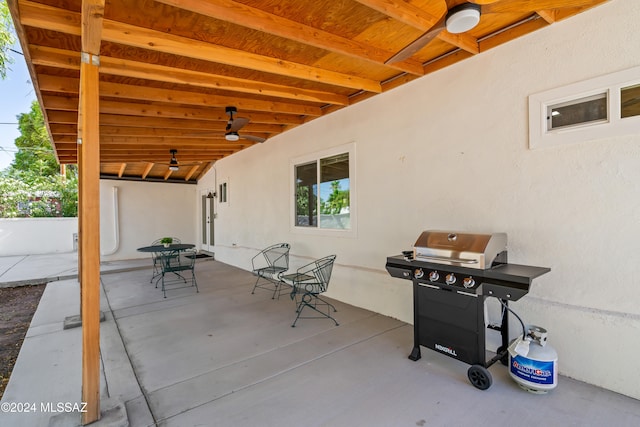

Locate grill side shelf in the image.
[478,264,550,301]
[385,255,414,280]
[483,264,551,284]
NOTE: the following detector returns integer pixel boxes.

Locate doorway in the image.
[201,190,215,252]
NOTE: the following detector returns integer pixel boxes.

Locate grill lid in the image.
[413,230,507,269]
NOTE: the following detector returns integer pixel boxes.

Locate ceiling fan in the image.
[386,0,602,64]
[159,149,202,171]
[224,106,266,143]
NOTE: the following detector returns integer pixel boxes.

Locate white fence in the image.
[0,218,78,256]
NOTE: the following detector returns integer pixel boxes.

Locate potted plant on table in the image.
[160,237,173,248]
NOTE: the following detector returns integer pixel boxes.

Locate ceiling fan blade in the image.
[480,0,602,14]
[242,134,266,143]
[385,17,446,64]
[228,117,249,132]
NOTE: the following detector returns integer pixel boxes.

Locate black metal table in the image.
[137,244,196,284]
[136,243,195,253]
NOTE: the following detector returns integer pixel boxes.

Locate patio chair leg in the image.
[250,276,261,295]
[291,293,339,327]
[316,295,338,312]
[251,275,282,299]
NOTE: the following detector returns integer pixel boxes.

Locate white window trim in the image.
[290,142,356,238]
[529,65,640,149]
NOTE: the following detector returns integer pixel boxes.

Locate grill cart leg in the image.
[409,346,421,361]
[409,281,421,361]
[468,365,493,390]
[487,297,511,366]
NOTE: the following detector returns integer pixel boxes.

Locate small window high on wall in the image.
[219,182,228,203]
[621,84,640,119]
[529,65,640,149]
[546,93,608,131]
[291,143,355,236]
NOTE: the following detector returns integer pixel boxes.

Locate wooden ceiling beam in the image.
[354,0,443,30]
[437,32,480,55]
[38,75,323,116]
[50,124,77,135]
[46,110,78,124]
[103,20,380,93]
[30,45,349,106]
[43,96,306,125]
[154,0,424,76]
[117,163,126,178]
[141,163,153,179]
[19,0,382,93]
[479,17,549,52]
[482,0,606,14]
[184,165,199,181]
[96,115,284,132]
[81,0,104,55]
[105,122,281,134]
[99,101,306,125]
[536,10,558,23]
[59,135,267,145]
[98,154,230,162]
[51,123,280,137]
[54,143,250,152]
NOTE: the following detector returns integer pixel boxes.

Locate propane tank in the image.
[509,325,558,393]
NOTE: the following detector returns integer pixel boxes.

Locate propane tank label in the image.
[510,355,555,385]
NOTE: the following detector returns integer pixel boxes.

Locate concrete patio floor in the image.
[1,256,640,426]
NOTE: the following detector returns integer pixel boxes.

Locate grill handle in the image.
[414,255,479,264]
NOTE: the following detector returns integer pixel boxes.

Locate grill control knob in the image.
[462,277,476,288]
[428,271,439,281]
[414,268,424,279]
[445,273,456,285]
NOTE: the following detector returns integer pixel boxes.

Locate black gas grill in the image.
[386,230,550,390]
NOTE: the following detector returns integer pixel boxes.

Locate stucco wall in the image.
[0,180,198,259]
[197,0,640,399]
[100,180,198,261]
[0,218,78,255]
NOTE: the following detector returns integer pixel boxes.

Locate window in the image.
[219,182,228,203]
[546,93,608,131]
[621,84,640,119]
[292,143,355,235]
[529,65,640,149]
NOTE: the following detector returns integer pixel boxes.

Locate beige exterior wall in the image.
[197,1,640,399]
[99,180,198,261]
[0,218,78,255]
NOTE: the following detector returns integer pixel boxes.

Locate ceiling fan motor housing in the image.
[446,3,481,34]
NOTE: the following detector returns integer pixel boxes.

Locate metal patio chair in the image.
[281,255,338,327]
[159,248,198,298]
[251,243,291,299]
[150,237,181,283]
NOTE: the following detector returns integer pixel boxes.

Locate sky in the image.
[0,37,37,170]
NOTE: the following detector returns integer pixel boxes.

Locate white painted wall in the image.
[0,180,197,259]
[100,180,198,261]
[197,1,640,399]
[0,218,77,255]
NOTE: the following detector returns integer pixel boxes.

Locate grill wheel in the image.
[468,365,493,390]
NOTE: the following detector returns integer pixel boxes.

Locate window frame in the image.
[290,142,356,237]
[218,180,228,204]
[529,65,640,149]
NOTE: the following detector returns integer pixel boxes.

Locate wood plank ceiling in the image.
[8,0,609,183]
